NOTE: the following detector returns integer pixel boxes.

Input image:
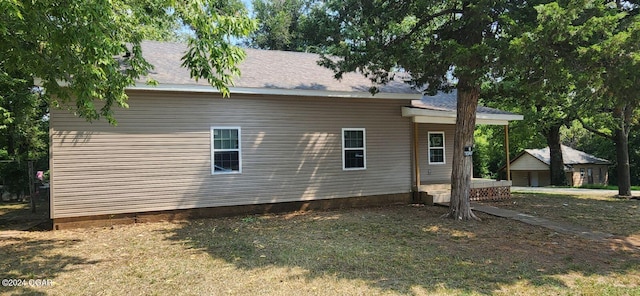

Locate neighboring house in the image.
[49,40,523,229]
[508,145,611,187]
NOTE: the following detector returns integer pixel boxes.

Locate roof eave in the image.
[401,106,524,125]
[128,83,422,100]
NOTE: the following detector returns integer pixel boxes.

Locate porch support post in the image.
[505,124,511,181]
[413,121,421,190]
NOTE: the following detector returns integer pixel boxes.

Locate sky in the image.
[242,0,254,15]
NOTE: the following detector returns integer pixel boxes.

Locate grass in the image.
[546,184,640,191]
[489,193,640,237]
[0,198,50,231]
[578,184,640,191]
[0,195,639,295]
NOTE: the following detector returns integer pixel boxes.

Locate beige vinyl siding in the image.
[417,123,456,183]
[510,153,549,171]
[50,91,413,218]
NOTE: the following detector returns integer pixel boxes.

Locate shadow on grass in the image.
[0,235,100,295]
[161,205,640,295]
[0,197,51,231]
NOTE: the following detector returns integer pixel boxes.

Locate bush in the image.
[0,161,30,199]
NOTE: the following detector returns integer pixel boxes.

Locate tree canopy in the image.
[1,0,256,125]
[0,0,255,198]
[482,1,583,186]
[302,0,540,219]
[488,0,640,195]
[246,0,640,199]
[245,0,336,53]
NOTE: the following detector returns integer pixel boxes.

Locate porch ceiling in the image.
[402,106,524,125]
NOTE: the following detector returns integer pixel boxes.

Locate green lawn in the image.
[490,193,640,236]
[578,184,640,191]
[1,195,639,295]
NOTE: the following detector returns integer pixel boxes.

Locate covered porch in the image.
[402,94,523,204]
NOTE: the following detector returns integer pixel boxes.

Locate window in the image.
[342,128,366,170]
[428,132,445,164]
[211,127,241,174]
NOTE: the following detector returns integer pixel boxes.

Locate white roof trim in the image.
[128,83,422,100]
[402,106,524,126]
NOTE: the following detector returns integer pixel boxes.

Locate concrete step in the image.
[428,190,451,203]
[420,183,451,191]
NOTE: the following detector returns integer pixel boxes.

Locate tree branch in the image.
[623,103,635,125]
[384,8,463,48]
[577,117,614,140]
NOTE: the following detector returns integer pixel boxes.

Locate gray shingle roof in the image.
[139,40,419,94]
[411,90,520,116]
[526,145,611,166]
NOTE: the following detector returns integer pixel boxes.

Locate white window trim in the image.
[342,128,367,171]
[210,126,242,175]
[428,131,446,165]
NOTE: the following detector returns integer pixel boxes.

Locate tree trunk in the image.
[579,103,635,196]
[614,127,631,197]
[445,79,480,220]
[545,124,567,186]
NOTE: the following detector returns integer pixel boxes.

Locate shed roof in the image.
[138,40,419,97]
[523,145,611,166]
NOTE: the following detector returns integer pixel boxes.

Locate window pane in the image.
[345,149,365,168]
[429,133,444,148]
[230,129,238,140]
[344,130,364,148]
[430,149,444,163]
[355,137,363,148]
[222,139,231,149]
[221,129,230,139]
[214,129,240,150]
[214,151,239,172]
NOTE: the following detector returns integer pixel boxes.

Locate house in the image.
[508,145,611,187]
[49,41,523,229]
